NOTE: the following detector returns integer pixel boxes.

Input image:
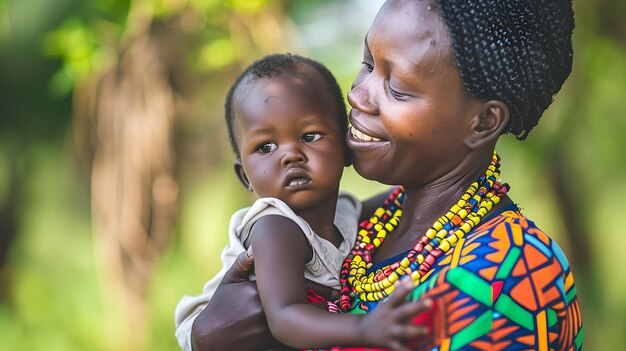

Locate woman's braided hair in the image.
[434,0,575,139]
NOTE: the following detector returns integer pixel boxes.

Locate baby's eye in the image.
[258,142,277,153]
[302,133,321,143]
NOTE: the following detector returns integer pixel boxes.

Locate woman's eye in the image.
[302,133,321,143]
[258,142,277,153]
[389,85,407,99]
[361,61,374,73]
[390,88,404,98]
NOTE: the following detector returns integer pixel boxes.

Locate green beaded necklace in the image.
[338,152,510,311]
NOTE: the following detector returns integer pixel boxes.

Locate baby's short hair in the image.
[224,53,347,157]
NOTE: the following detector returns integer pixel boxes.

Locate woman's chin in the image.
[351,157,389,184]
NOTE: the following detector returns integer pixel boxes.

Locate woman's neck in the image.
[375,153,493,261]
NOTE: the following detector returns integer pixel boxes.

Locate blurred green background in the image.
[0,0,625,350]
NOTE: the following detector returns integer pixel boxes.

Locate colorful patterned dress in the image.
[332,203,583,351]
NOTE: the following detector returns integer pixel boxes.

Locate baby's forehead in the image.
[243,69,326,99]
[234,72,337,119]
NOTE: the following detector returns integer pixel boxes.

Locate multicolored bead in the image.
[338,151,510,311]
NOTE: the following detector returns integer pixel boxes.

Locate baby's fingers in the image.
[387,340,413,351]
[384,278,415,307]
[393,323,430,340]
[395,298,433,321]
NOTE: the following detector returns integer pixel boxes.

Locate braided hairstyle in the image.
[434,0,575,139]
[224,53,347,158]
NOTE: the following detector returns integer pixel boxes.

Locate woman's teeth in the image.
[351,126,381,142]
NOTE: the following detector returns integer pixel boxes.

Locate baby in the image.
[214,53,427,350]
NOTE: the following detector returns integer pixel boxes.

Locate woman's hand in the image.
[190,250,286,351]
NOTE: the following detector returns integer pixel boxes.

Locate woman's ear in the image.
[465,100,509,149]
[233,160,253,192]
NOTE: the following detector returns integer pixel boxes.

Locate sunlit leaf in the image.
[198,37,236,69]
[43,18,101,83]
[231,0,266,13]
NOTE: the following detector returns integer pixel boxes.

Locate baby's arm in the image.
[250,215,430,350]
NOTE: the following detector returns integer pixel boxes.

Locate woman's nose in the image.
[347,75,379,116]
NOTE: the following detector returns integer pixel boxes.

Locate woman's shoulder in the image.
[421,208,577,307]
[469,208,557,249]
[456,208,573,283]
[417,212,582,351]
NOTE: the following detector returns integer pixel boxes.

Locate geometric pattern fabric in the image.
[335,210,583,351]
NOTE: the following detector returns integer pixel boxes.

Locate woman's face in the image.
[346,0,482,187]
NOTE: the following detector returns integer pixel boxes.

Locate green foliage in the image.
[0,0,625,350]
[197,37,236,69]
[44,18,102,96]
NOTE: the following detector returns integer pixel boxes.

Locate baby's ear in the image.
[465,100,509,149]
[233,160,253,192]
[344,147,353,167]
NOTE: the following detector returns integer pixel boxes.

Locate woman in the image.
[177,0,582,350]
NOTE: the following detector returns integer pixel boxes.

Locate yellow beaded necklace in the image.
[338,152,509,311]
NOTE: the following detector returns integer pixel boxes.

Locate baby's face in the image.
[233,72,346,212]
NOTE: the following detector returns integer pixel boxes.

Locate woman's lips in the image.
[346,124,389,153]
[349,126,385,142]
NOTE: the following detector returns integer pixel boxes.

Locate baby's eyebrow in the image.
[264,95,287,104]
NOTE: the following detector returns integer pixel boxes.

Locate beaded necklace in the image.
[338,152,510,311]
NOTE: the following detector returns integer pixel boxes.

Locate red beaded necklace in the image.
[338,152,509,311]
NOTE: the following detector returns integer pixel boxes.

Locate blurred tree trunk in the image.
[71,1,296,349]
[73,14,180,351]
[534,1,626,348]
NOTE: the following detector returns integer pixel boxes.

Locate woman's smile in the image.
[349,126,381,142]
[346,111,389,152]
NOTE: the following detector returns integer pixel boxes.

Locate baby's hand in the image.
[358,278,433,351]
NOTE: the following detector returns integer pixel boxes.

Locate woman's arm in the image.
[251,215,430,350]
[189,251,284,351]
